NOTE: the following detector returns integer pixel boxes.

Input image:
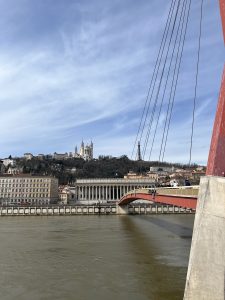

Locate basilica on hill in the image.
[52,141,93,161]
[74,141,93,161]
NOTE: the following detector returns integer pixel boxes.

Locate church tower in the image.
[75,146,78,154]
[80,140,85,157]
[90,140,93,159]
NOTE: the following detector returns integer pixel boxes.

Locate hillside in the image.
[12,155,197,185]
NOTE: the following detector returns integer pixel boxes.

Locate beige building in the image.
[7,166,22,175]
[124,170,158,181]
[0,175,58,206]
[59,186,75,205]
[53,152,68,160]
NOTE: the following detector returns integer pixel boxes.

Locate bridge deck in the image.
[118,186,198,209]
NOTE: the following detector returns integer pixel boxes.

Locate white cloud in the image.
[0,0,223,165]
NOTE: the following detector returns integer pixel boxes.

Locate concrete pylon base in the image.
[116,205,129,215]
[184,176,225,300]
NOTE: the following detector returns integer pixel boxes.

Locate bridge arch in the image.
[118,190,197,210]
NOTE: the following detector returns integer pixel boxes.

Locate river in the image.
[0,215,194,300]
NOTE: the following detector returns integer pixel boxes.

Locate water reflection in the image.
[120,215,194,300]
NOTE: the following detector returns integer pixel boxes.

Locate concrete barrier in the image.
[184,176,225,300]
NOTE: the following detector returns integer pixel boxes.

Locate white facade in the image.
[71,178,156,204]
[2,159,16,167]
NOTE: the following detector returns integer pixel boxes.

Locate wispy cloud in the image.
[0,0,223,164]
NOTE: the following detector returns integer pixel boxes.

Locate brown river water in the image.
[0,215,194,300]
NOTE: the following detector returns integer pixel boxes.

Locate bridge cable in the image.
[188,0,204,166]
[131,0,177,159]
[142,0,182,159]
[142,1,181,159]
[148,0,189,161]
[131,0,178,159]
[160,0,192,162]
[131,0,176,159]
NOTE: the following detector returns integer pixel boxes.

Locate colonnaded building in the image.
[71,178,156,204]
[0,175,58,205]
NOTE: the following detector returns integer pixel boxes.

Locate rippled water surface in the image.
[0,215,194,300]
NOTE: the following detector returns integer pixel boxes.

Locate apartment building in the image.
[0,175,58,205]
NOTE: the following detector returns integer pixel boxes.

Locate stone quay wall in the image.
[0,204,194,216]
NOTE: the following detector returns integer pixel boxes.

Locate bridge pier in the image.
[116,204,129,215]
[184,176,225,300]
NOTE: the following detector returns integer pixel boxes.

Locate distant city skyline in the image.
[0,0,223,164]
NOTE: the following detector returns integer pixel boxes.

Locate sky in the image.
[0,0,223,164]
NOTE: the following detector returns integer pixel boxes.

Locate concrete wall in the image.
[184,176,225,300]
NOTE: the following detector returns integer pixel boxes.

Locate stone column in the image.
[80,186,82,200]
[85,186,87,201]
[83,186,86,200]
[113,186,115,201]
[92,186,94,201]
[88,186,90,202]
[94,186,96,201]
[89,186,92,201]
[79,186,82,200]
[104,186,106,201]
[101,186,103,201]
[99,186,101,201]
[97,185,100,200]
[106,186,108,201]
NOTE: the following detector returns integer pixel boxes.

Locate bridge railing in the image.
[122,186,199,199]
[157,186,199,197]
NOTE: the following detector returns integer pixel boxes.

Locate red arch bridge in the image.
[118,186,198,210]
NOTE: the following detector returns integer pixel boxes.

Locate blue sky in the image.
[0,0,223,164]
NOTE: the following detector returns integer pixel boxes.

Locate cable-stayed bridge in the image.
[118,0,225,298]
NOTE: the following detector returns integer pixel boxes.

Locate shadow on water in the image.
[119,215,193,300]
[134,215,194,239]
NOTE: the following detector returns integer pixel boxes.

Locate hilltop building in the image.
[7,166,23,175]
[24,153,34,160]
[53,152,68,160]
[124,170,158,181]
[2,158,16,167]
[74,141,93,161]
